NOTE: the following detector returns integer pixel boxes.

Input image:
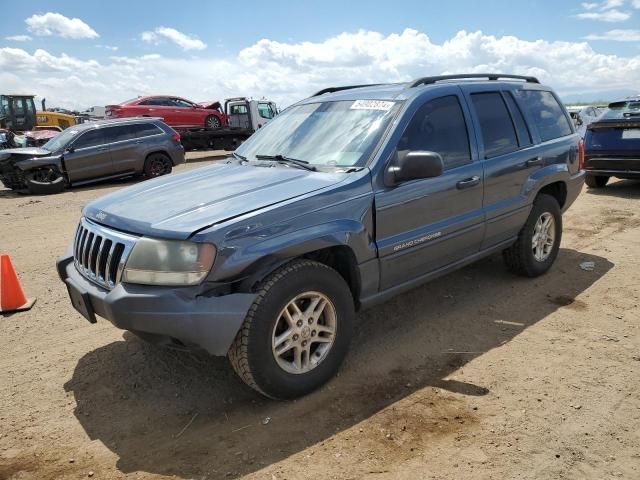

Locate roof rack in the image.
[312,84,383,97]
[408,74,540,89]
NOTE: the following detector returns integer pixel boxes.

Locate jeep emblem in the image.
[95,211,107,221]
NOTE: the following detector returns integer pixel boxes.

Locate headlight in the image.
[122,238,216,286]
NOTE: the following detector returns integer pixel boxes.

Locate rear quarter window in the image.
[132,123,164,137]
[515,90,573,142]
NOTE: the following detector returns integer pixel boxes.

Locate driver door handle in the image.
[456,176,480,189]
[526,156,544,167]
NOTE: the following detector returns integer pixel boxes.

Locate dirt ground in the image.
[1,158,639,480]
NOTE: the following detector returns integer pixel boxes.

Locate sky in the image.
[1,0,640,110]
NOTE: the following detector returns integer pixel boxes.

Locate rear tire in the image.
[228,259,354,399]
[25,168,66,195]
[585,174,609,188]
[143,153,172,178]
[503,193,562,277]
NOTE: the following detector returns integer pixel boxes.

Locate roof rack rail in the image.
[408,74,540,89]
[312,84,383,97]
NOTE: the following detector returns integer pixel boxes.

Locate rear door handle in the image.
[456,176,481,189]
[526,156,543,167]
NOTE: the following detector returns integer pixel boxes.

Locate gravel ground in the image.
[0,161,639,480]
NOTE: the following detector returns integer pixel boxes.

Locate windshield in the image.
[41,127,81,152]
[236,100,401,168]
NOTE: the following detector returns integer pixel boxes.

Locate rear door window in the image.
[514,90,572,142]
[139,98,161,106]
[471,92,519,158]
[399,95,471,170]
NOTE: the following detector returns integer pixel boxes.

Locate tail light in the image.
[578,138,585,170]
[172,131,181,142]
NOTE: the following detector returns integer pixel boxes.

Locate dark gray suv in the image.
[0,118,184,194]
[58,74,584,399]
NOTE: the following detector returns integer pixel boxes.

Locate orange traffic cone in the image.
[0,254,35,313]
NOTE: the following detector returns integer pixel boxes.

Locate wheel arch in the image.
[235,242,363,307]
[537,181,567,209]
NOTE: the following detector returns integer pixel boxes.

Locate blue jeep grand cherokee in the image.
[58,74,585,399]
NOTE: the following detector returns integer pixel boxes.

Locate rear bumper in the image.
[563,170,585,213]
[584,169,640,179]
[169,145,185,166]
[57,249,256,356]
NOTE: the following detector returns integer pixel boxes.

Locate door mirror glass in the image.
[65,146,75,154]
[385,150,444,186]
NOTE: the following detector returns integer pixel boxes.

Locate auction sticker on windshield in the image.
[350,100,395,111]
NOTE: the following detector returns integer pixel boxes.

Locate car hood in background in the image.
[0,147,52,162]
[84,162,348,240]
[197,101,222,110]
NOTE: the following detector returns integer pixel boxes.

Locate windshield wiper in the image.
[255,154,317,171]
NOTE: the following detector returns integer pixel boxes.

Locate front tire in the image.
[503,193,562,277]
[228,259,355,399]
[205,115,221,129]
[585,174,609,188]
[25,167,66,195]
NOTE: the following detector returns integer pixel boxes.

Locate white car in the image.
[566,105,603,136]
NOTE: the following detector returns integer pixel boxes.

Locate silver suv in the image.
[0,118,184,194]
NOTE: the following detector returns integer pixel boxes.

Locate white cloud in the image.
[601,0,625,8]
[577,9,631,21]
[26,12,98,39]
[1,29,639,110]
[576,0,633,21]
[96,44,119,51]
[141,27,206,51]
[632,0,640,8]
[585,28,640,40]
[5,35,32,42]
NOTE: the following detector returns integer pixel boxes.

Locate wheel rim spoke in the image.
[531,212,555,262]
[272,291,337,375]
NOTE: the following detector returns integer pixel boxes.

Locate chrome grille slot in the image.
[72,217,138,290]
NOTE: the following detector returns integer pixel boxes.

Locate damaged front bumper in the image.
[57,248,257,356]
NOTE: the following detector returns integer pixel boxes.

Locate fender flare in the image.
[214,220,373,293]
[524,163,570,202]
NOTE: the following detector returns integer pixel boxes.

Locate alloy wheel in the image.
[271,291,337,374]
[532,212,555,262]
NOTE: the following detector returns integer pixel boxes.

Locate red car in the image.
[105,96,226,129]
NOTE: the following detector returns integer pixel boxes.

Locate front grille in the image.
[73,217,137,289]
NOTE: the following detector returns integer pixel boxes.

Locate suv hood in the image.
[84,162,348,240]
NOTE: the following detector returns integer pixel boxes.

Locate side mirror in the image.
[65,146,75,154]
[385,150,444,186]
